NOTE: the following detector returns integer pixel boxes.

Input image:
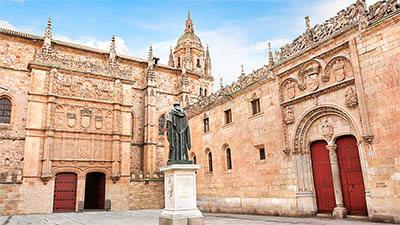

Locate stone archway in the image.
[292,105,367,218]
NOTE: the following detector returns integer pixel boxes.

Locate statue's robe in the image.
[167,107,191,162]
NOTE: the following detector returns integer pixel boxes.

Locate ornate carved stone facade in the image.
[0,13,213,215]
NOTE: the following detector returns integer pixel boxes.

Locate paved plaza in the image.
[0,210,383,225]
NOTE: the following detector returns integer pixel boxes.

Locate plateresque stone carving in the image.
[345,87,359,108]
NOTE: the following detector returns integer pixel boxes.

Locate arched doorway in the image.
[53,172,77,212]
[310,140,335,213]
[84,172,105,210]
[336,135,367,215]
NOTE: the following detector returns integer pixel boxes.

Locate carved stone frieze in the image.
[51,70,119,102]
[368,0,399,24]
[33,49,135,79]
[274,0,399,63]
[345,87,358,108]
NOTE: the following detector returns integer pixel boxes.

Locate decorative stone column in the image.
[326,144,347,218]
[159,164,203,225]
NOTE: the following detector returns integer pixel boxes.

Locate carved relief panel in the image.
[324,56,354,83]
[50,69,123,102]
[53,104,114,133]
[299,60,321,92]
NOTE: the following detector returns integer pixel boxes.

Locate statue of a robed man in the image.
[166,103,192,164]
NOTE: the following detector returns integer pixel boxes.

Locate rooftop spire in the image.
[168,46,174,67]
[305,16,311,30]
[204,45,212,76]
[148,45,153,66]
[146,45,155,81]
[109,35,117,67]
[184,9,194,33]
[220,77,223,89]
[239,65,246,80]
[268,42,274,67]
[41,18,53,56]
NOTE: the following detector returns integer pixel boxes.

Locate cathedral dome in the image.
[177,32,203,47]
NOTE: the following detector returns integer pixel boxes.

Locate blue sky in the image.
[0,0,376,89]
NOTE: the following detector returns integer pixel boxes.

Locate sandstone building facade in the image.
[0,13,213,214]
[1,0,400,223]
[186,0,400,223]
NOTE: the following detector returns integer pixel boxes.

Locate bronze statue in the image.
[167,103,192,164]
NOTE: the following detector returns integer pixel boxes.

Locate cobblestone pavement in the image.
[0,210,383,225]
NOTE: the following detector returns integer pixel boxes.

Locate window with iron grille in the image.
[203,118,209,132]
[251,98,261,115]
[224,109,232,124]
[259,148,266,160]
[0,98,11,124]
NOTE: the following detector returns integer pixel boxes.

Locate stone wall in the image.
[0,183,23,216]
[189,77,297,216]
[129,180,165,210]
[0,34,33,174]
[356,14,400,223]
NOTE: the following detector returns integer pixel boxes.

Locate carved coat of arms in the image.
[95,116,103,129]
[67,113,76,127]
[306,73,319,91]
[80,107,92,128]
[334,60,345,81]
[287,81,296,99]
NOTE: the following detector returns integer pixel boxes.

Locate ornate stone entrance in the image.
[293,105,369,218]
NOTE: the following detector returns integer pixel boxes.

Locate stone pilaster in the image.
[326,144,347,219]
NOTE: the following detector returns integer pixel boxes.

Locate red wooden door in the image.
[96,173,105,209]
[336,136,367,215]
[311,141,336,213]
[53,173,77,212]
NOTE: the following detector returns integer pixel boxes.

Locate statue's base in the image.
[159,216,203,225]
[159,164,203,225]
[167,160,193,165]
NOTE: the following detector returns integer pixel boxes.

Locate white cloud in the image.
[0,19,131,55]
[53,35,131,55]
[0,20,16,30]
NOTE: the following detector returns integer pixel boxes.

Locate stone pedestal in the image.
[159,164,203,225]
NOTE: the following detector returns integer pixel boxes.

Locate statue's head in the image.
[173,102,181,110]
